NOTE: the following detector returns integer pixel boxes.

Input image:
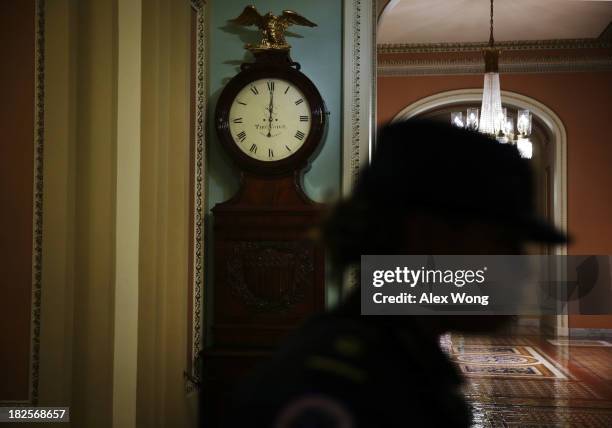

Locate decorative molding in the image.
[342,0,376,197]
[190,0,205,9]
[371,1,377,149]
[0,2,46,409]
[378,38,612,54]
[378,56,612,76]
[186,0,206,394]
[342,0,376,293]
[30,0,45,406]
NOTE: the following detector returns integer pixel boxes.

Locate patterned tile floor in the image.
[445,334,612,427]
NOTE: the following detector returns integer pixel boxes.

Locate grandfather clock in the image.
[201,7,327,424]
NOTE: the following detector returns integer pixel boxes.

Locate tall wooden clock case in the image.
[213,47,327,345]
[202,24,328,422]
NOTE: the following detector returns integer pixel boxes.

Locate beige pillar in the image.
[41,1,196,426]
[113,0,142,427]
[40,0,78,412]
[138,0,196,425]
[71,0,117,425]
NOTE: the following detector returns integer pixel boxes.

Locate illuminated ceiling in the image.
[378,0,612,44]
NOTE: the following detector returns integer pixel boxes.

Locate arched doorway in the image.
[392,89,568,336]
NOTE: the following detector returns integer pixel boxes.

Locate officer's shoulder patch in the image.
[275,394,354,428]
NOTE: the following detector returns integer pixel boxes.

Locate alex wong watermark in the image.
[372,265,489,306]
[361,255,612,316]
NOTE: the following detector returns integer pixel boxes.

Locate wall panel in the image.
[0,0,37,404]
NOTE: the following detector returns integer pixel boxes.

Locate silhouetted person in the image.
[229,119,567,427]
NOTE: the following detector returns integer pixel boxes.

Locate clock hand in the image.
[267,87,274,138]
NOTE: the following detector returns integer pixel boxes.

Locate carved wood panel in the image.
[226,241,313,314]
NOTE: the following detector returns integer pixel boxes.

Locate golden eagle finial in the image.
[230,5,317,52]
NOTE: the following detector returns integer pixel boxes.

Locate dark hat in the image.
[352,119,567,244]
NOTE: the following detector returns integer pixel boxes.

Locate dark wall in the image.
[0,0,36,402]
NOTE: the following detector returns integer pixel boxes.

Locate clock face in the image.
[228,78,312,162]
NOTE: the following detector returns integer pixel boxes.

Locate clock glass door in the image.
[228,78,312,162]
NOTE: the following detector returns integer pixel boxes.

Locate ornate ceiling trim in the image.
[378,56,612,76]
[378,38,612,54]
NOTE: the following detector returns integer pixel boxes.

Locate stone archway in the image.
[392,89,569,336]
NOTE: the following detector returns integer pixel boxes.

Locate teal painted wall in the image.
[205,1,343,336]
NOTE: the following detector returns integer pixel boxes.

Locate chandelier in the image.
[451,0,533,159]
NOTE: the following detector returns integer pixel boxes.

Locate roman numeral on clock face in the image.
[226,79,315,162]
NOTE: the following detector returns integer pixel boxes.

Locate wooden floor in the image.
[443,333,612,427]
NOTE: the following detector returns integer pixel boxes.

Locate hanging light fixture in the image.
[451,0,533,159]
[479,0,504,137]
